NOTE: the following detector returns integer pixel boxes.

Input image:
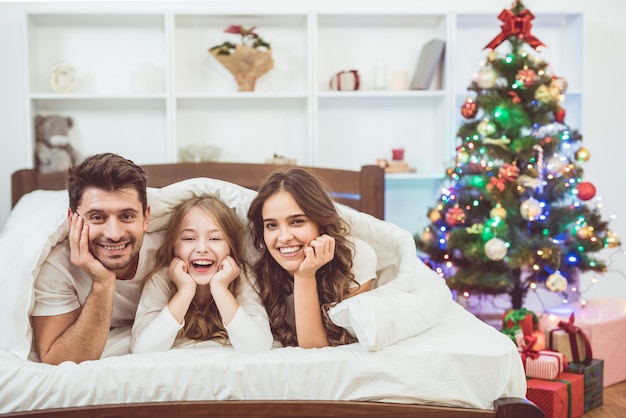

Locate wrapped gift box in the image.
[526,372,584,418]
[502,308,539,345]
[567,359,604,412]
[522,349,566,380]
[545,313,592,363]
[541,298,626,386]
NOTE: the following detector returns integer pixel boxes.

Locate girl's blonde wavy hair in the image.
[150,195,247,344]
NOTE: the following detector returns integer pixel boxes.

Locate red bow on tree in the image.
[487,177,506,192]
[485,8,546,51]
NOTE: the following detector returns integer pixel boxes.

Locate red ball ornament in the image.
[445,206,466,226]
[577,182,596,201]
[516,69,537,88]
[461,98,478,119]
[554,107,565,123]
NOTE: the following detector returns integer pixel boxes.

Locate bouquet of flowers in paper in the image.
[209,25,273,92]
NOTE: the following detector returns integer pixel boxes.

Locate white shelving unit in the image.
[22,4,583,235]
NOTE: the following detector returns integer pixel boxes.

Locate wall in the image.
[1,0,625,306]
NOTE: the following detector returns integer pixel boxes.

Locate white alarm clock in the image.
[49,62,76,93]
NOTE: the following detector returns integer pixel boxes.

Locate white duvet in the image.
[0,178,526,414]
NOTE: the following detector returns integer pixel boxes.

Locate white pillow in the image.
[329,207,454,351]
[328,260,453,351]
[0,190,68,358]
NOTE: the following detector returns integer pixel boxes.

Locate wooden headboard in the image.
[11,162,385,219]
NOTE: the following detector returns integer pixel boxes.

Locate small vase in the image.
[210,44,273,92]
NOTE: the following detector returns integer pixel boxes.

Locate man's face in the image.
[76,187,149,277]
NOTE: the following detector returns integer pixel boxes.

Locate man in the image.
[31,153,159,364]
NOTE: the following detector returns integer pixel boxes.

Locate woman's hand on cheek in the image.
[299,234,335,275]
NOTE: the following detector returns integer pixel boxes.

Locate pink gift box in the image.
[541,298,626,387]
[521,349,566,380]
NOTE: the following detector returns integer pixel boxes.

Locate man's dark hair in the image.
[66,153,148,212]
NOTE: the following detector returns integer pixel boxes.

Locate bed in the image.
[0,162,542,418]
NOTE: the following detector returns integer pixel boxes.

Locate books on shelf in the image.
[410,39,446,90]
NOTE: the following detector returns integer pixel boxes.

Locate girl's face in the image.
[261,190,322,275]
[174,206,231,285]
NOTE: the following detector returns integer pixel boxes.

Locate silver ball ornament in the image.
[484,238,507,261]
[520,198,542,221]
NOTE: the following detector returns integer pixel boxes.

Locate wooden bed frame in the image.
[6,162,543,418]
[11,162,385,219]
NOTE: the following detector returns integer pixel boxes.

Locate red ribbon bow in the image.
[485,8,546,51]
[487,177,506,192]
[557,312,577,334]
[552,313,593,364]
[519,335,539,362]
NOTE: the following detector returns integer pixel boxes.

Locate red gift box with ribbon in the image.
[502,308,540,348]
[526,371,584,418]
[519,334,566,380]
[545,313,592,364]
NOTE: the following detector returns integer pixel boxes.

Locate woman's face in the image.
[174,206,231,285]
[261,191,321,275]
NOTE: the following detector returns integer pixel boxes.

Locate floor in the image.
[582,379,626,417]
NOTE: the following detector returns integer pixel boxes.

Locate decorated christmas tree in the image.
[416,0,620,309]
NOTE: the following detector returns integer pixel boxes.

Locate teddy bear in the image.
[34,114,83,173]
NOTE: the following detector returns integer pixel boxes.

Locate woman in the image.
[247,168,376,348]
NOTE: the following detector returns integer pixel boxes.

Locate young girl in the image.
[131,195,273,354]
[247,168,376,349]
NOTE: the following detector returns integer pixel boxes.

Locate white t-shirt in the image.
[32,232,161,329]
[284,236,377,329]
[131,268,273,354]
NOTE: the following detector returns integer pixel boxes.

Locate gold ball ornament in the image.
[428,208,442,223]
[575,147,590,162]
[456,150,470,164]
[520,198,543,221]
[534,84,553,104]
[490,203,507,219]
[475,68,497,89]
[477,119,497,136]
[421,228,436,244]
[605,231,621,248]
[484,238,507,261]
[576,225,594,240]
[546,271,568,293]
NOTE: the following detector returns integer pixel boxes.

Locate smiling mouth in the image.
[192,260,215,268]
[101,243,128,251]
[279,246,301,255]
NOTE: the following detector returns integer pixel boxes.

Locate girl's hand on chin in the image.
[211,255,240,287]
[168,257,196,291]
